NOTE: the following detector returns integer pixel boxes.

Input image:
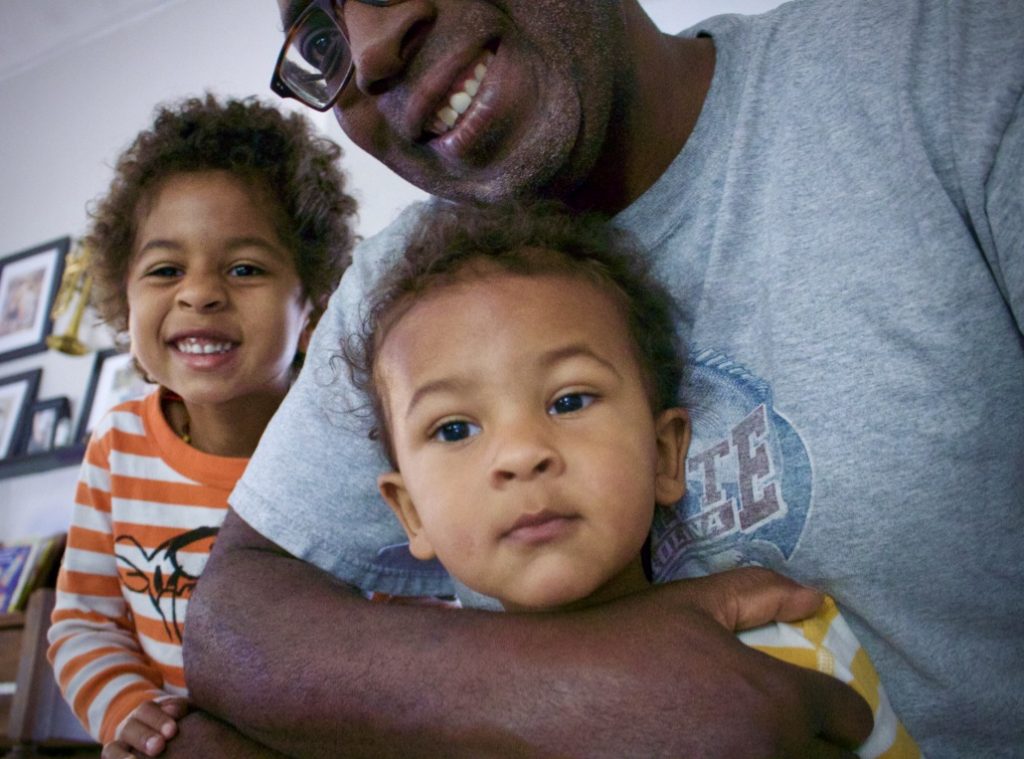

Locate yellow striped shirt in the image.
[740,596,919,758]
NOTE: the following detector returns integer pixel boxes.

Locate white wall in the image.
[0,0,781,541]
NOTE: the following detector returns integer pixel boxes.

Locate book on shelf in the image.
[0,533,65,613]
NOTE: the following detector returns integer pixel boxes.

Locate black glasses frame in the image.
[270,0,407,111]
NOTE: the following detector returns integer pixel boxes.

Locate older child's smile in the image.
[173,336,235,355]
[169,331,241,372]
[127,171,313,413]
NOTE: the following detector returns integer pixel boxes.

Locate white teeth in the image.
[176,338,233,355]
[439,106,458,127]
[432,53,493,135]
[450,91,472,114]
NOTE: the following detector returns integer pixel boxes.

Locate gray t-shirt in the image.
[233,0,1023,754]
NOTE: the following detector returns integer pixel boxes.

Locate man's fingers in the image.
[802,739,862,759]
[662,567,825,631]
[806,669,875,749]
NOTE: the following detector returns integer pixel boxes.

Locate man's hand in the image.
[185,510,872,758]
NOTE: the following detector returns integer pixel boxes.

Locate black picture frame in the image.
[23,396,72,455]
[0,236,70,364]
[75,349,156,444]
[0,368,42,459]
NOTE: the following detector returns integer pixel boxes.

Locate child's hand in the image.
[103,696,189,758]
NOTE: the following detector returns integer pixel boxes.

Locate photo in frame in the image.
[0,237,69,363]
[23,396,72,455]
[76,349,156,443]
[0,369,42,459]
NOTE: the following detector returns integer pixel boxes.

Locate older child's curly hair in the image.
[88,93,357,337]
[343,200,685,466]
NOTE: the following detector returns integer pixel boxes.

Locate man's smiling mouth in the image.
[427,51,494,137]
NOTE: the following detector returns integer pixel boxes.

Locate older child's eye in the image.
[146,265,183,278]
[229,263,265,277]
[549,393,596,415]
[432,420,481,443]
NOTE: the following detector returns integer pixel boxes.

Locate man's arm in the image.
[131,711,289,759]
[185,510,872,758]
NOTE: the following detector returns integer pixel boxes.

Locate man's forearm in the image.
[185,510,872,758]
[150,711,289,759]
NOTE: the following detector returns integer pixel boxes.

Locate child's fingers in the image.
[154,695,190,720]
[118,717,167,756]
[101,740,139,759]
[127,700,179,739]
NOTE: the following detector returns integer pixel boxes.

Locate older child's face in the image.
[126,170,312,411]
[377,270,688,611]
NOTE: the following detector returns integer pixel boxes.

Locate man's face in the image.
[278,0,626,203]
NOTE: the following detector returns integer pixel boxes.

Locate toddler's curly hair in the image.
[343,200,685,466]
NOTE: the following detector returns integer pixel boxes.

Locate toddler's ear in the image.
[654,407,690,506]
[378,472,436,561]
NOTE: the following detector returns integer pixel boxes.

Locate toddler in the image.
[47,94,355,758]
[344,201,919,759]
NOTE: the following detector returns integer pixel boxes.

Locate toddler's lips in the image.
[503,510,580,545]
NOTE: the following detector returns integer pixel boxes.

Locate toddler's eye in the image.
[229,263,265,277]
[549,393,596,415]
[432,420,480,443]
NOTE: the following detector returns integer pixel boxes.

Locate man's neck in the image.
[569,15,716,215]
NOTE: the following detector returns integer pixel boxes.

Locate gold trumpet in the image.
[46,239,93,355]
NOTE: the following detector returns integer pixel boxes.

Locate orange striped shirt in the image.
[47,390,247,743]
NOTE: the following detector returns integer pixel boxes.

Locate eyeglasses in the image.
[270,0,410,111]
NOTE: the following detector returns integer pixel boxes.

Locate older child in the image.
[344,202,919,759]
[47,94,355,758]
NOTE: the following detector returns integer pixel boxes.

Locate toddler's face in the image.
[125,170,312,410]
[376,269,688,610]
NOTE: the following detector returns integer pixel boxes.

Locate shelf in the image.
[0,444,85,481]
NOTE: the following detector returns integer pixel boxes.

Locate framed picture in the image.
[23,396,72,455]
[0,369,42,459]
[0,237,69,364]
[76,349,156,443]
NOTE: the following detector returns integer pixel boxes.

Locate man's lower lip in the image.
[431,96,492,161]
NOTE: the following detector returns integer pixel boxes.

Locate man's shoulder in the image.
[337,198,447,304]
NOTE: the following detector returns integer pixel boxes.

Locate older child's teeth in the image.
[432,54,492,135]
[177,339,232,354]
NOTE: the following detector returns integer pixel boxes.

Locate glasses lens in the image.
[279,7,350,109]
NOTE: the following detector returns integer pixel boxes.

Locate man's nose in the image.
[176,271,226,312]
[344,1,435,94]
[489,421,565,488]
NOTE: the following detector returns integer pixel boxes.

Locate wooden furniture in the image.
[2,589,97,757]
